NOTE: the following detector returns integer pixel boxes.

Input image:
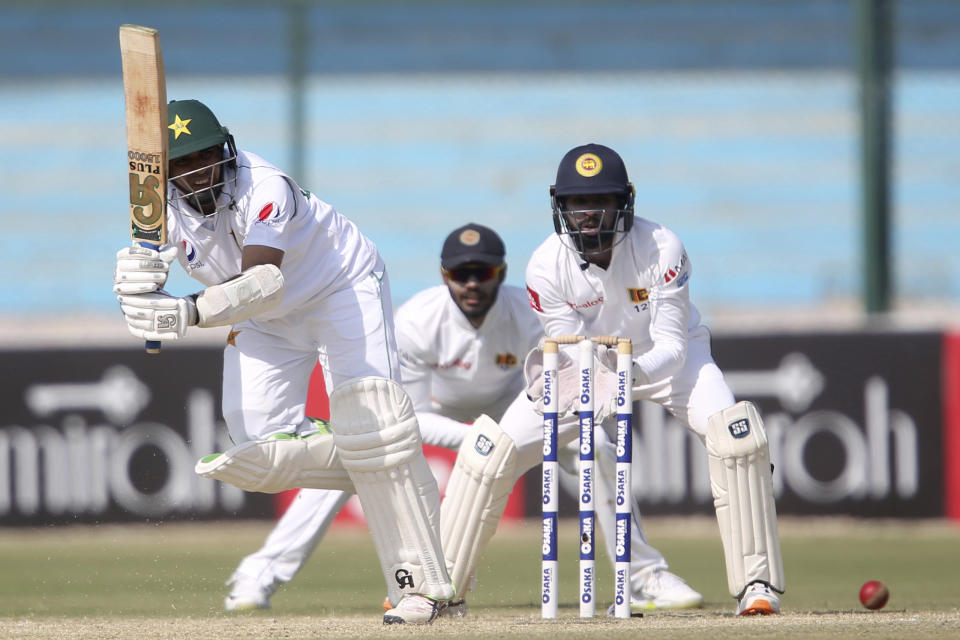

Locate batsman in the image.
[112,99,454,624]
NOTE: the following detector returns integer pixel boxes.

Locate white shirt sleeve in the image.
[634,232,691,384]
[525,256,582,338]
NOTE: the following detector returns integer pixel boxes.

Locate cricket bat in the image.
[119,24,167,354]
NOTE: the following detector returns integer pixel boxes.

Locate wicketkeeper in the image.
[442,144,785,616]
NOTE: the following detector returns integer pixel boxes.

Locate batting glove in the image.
[114,245,178,295]
[117,290,198,341]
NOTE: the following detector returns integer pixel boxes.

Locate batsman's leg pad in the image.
[194,433,355,494]
[439,414,518,597]
[705,401,785,597]
[330,376,454,604]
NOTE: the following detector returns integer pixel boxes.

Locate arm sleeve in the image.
[634,232,692,384]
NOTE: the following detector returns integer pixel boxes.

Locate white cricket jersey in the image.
[525,219,706,385]
[164,150,379,322]
[395,284,542,423]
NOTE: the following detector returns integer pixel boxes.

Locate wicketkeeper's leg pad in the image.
[194,432,355,494]
[330,376,454,604]
[706,401,785,598]
[439,414,518,598]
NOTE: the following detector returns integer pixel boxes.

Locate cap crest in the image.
[459,229,481,246]
[575,153,602,177]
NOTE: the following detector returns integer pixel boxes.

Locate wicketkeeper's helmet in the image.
[550,143,635,255]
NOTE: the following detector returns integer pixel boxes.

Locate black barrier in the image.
[0,348,273,524]
[0,330,946,524]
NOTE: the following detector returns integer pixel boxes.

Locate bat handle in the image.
[138,240,162,355]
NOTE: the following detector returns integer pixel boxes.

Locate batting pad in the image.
[706,401,785,597]
[194,433,355,493]
[330,376,454,604]
[439,414,518,597]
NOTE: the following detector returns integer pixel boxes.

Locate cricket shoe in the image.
[224,576,274,612]
[383,594,446,624]
[736,581,781,616]
[438,599,468,617]
[606,568,703,615]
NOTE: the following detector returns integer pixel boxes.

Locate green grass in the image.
[0,517,958,639]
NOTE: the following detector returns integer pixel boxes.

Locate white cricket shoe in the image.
[224,576,273,612]
[383,594,446,624]
[607,568,703,615]
[736,581,781,616]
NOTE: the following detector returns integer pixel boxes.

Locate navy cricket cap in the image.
[441,223,506,269]
[552,143,631,197]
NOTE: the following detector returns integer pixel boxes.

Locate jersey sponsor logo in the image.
[435,358,472,371]
[567,295,603,310]
[181,240,204,270]
[256,202,281,223]
[527,285,543,312]
[663,251,688,284]
[627,287,648,303]
[495,352,518,369]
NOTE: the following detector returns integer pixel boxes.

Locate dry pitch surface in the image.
[4,611,960,640]
[1,517,958,639]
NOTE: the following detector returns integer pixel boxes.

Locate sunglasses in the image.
[443,264,504,283]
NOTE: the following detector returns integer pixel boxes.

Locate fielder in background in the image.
[112,99,453,624]
[220,223,702,614]
[523,143,785,615]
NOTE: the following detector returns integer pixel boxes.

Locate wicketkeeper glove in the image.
[522,343,622,422]
[117,290,198,341]
[114,245,178,295]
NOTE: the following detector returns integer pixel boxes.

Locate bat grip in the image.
[138,240,162,354]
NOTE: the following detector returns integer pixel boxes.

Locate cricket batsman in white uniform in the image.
[520,143,785,615]
[220,224,702,614]
[112,99,453,624]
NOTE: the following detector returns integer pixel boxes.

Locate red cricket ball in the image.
[859,580,889,610]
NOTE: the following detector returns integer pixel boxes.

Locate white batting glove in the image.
[117,290,198,341]
[114,245,178,295]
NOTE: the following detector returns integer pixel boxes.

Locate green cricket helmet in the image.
[167,99,233,159]
[166,99,238,216]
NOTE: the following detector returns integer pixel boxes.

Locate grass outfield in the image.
[0,516,958,639]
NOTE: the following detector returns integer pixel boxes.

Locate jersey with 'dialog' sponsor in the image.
[525,217,707,385]
[164,150,379,322]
